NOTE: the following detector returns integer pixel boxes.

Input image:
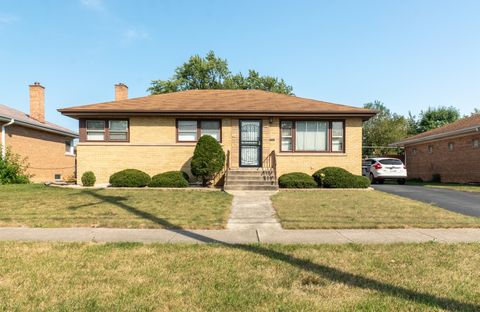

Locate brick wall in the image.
[1,123,75,182]
[77,116,364,184]
[405,133,480,183]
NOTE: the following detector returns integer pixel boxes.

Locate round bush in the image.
[81,171,96,187]
[109,169,151,187]
[149,171,189,188]
[278,172,317,188]
[313,167,370,188]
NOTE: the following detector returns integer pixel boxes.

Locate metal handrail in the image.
[224,150,231,185]
[262,150,278,185]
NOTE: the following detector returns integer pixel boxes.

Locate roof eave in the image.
[59,110,376,120]
[0,115,78,138]
[392,125,480,147]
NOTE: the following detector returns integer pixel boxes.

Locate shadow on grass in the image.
[80,189,479,311]
[71,190,183,229]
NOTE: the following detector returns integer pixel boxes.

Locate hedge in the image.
[278,172,317,188]
[81,171,96,187]
[313,167,370,188]
[109,169,151,187]
[149,171,189,188]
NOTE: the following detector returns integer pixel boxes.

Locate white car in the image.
[364,157,407,184]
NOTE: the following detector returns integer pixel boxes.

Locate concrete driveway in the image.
[373,184,480,217]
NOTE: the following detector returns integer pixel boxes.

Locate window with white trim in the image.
[473,139,479,149]
[86,120,105,141]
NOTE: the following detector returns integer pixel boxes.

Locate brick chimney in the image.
[115,83,128,101]
[29,82,45,123]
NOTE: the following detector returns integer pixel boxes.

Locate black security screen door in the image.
[240,120,262,167]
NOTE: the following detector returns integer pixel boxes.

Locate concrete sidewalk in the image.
[0,227,479,244]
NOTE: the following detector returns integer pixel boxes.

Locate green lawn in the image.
[0,242,479,311]
[272,190,480,229]
[0,184,232,229]
[406,181,480,193]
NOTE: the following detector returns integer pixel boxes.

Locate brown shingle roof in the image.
[0,104,77,137]
[58,90,376,118]
[394,113,480,146]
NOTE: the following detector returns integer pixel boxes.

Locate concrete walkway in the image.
[0,227,479,244]
[226,191,282,230]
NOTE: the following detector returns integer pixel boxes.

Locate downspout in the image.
[1,118,15,159]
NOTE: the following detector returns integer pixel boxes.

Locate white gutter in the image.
[392,125,480,147]
[1,118,14,159]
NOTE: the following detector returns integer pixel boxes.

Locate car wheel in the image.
[369,173,376,184]
[397,179,406,185]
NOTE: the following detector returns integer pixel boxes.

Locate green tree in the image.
[224,70,293,95]
[191,135,225,186]
[417,106,459,133]
[362,101,409,156]
[148,51,293,95]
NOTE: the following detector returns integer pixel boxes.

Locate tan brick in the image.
[77,116,364,184]
[1,124,75,182]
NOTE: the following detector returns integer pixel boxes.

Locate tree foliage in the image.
[414,106,460,133]
[148,51,293,95]
[363,101,409,156]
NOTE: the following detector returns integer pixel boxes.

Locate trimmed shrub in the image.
[181,171,190,182]
[191,135,225,186]
[81,171,96,186]
[278,172,317,188]
[109,169,151,187]
[313,167,370,188]
[149,171,189,188]
[0,148,30,184]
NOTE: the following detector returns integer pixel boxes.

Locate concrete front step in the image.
[224,185,279,191]
[227,180,276,186]
[228,175,275,181]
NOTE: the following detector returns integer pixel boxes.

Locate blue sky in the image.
[1,0,479,130]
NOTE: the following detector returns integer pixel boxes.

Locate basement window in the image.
[412,148,417,155]
[448,142,454,151]
[474,139,479,149]
[428,145,433,154]
[54,174,61,181]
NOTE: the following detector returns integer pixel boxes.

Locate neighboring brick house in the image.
[393,114,480,183]
[59,84,376,188]
[0,83,78,182]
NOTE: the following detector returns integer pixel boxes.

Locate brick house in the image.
[393,114,480,183]
[0,83,78,182]
[59,84,376,188]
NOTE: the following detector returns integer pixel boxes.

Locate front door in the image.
[240,120,262,167]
